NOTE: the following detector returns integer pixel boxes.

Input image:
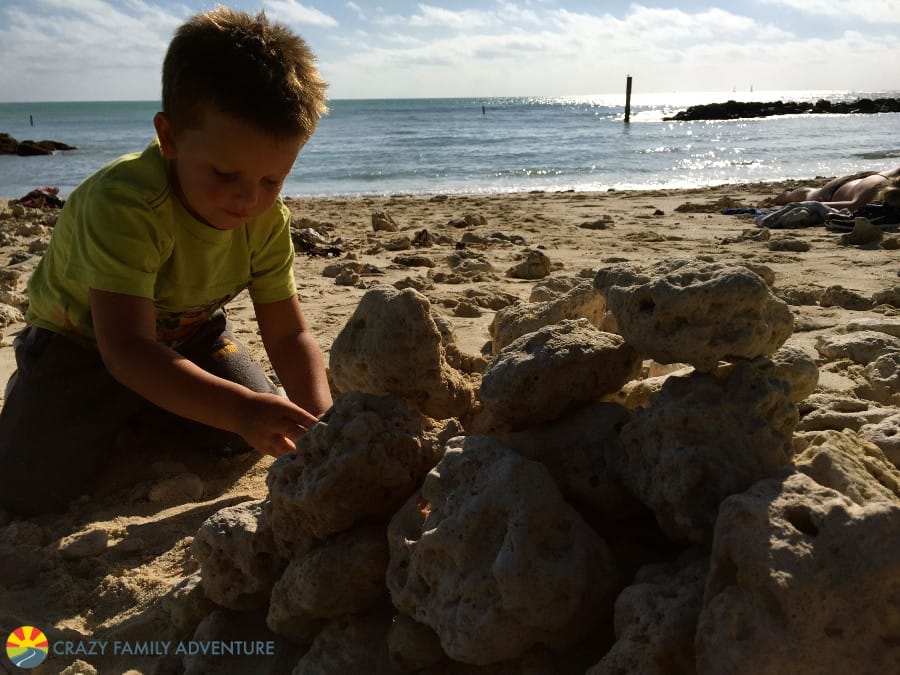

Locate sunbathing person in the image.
[767,166,900,211]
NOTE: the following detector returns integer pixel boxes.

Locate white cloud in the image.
[496,1,541,25]
[375,3,499,29]
[409,4,497,29]
[756,0,900,24]
[548,5,792,45]
[0,0,179,100]
[1,1,899,101]
[262,0,338,27]
[346,1,365,20]
[320,2,899,98]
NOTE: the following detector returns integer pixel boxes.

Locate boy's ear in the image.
[153,112,177,159]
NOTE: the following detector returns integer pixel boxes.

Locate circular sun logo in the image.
[6,626,49,669]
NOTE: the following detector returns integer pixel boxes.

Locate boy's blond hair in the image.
[162,6,327,140]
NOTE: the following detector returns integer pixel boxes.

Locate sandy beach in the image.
[1,179,894,386]
[1,179,899,674]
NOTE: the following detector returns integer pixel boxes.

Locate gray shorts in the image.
[0,310,276,516]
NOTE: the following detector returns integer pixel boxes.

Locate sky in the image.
[0,0,898,102]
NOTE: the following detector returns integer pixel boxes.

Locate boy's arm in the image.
[89,288,317,456]
[254,295,333,418]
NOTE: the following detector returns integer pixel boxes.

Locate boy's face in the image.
[154,108,304,230]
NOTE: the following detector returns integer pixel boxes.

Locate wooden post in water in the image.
[624,75,633,124]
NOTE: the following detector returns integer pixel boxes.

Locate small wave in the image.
[854,149,900,159]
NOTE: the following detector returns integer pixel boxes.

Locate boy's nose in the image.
[235,179,259,207]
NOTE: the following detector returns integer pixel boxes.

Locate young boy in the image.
[0,7,333,516]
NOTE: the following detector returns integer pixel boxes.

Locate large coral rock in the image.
[329,287,475,419]
[387,436,618,665]
[595,260,793,372]
[267,392,460,542]
[814,330,900,365]
[267,525,389,640]
[388,615,446,673]
[844,316,900,337]
[492,402,638,516]
[615,360,797,542]
[192,499,284,610]
[696,472,900,675]
[858,412,900,467]
[372,210,400,232]
[796,393,896,432]
[292,613,394,674]
[528,274,587,302]
[477,319,641,431]
[601,365,694,410]
[184,607,305,675]
[859,351,900,405]
[506,249,550,280]
[587,552,708,675]
[489,281,612,355]
[418,648,561,674]
[792,429,900,505]
[770,343,819,402]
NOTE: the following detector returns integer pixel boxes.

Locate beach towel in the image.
[853,202,900,227]
[820,203,900,232]
[755,201,850,229]
[13,186,64,209]
[722,207,776,217]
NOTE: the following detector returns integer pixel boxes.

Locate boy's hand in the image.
[235,392,320,457]
[89,289,326,457]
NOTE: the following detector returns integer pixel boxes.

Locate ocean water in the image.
[1,90,898,200]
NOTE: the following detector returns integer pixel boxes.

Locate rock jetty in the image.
[0,132,76,156]
[664,97,900,121]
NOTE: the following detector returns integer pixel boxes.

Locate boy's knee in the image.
[4,369,18,400]
[210,336,241,361]
[207,337,276,395]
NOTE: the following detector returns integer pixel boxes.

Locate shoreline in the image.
[278,177,809,201]
[2,177,813,202]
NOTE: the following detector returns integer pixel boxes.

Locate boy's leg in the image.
[174,310,278,453]
[0,327,148,516]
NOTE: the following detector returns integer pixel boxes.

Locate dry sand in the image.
[0,179,897,673]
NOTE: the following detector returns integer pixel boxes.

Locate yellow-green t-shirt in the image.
[26,140,297,347]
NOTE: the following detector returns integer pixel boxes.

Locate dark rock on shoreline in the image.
[664,97,900,122]
[0,132,76,156]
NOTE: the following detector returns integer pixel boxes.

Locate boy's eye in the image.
[213,168,238,181]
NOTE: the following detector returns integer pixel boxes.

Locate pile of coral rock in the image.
[191,259,900,674]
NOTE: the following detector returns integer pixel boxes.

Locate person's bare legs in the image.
[773,186,818,205]
[770,169,896,208]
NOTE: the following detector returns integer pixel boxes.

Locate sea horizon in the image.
[2,89,899,200]
[3,86,899,104]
